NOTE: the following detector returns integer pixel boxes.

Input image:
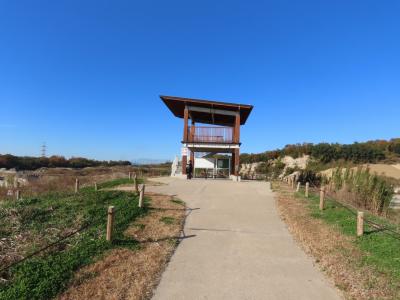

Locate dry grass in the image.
[275,183,395,300]
[321,164,400,182]
[0,165,170,202]
[0,166,130,201]
[58,192,186,300]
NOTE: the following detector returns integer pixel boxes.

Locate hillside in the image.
[239,139,400,182]
[241,138,400,165]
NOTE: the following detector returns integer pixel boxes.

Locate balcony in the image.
[186,126,235,144]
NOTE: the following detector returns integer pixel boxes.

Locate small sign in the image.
[181,147,188,156]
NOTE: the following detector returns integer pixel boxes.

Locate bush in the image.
[297,169,322,186]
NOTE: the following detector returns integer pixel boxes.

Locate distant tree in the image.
[240,138,400,164]
[0,154,131,170]
[48,156,68,167]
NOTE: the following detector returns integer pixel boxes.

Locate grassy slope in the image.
[0,178,145,300]
[294,189,400,286]
[97,177,139,189]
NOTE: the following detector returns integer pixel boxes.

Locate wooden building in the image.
[161,95,253,178]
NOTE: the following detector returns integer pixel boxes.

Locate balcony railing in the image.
[187,126,234,143]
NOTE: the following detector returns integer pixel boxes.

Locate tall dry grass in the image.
[328,167,394,215]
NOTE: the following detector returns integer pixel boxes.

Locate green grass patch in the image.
[133,223,146,230]
[0,178,148,300]
[293,190,400,283]
[170,199,184,206]
[97,178,142,189]
[160,216,175,225]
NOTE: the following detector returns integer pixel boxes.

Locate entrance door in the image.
[215,158,230,178]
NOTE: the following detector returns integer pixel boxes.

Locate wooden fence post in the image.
[357,211,364,237]
[319,186,325,210]
[139,184,145,208]
[106,206,115,242]
[16,190,20,200]
[94,182,98,191]
[128,172,131,180]
[134,173,138,193]
[305,182,309,198]
[75,178,80,193]
[329,180,333,192]
[296,182,300,192]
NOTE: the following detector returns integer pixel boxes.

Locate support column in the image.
[182,155,187,175]
[234,111,241,143]
[231,151,235,175]
[190,150,195,177]
[182,105,189,175]
[234,148,240,176]
[183,105,189,142]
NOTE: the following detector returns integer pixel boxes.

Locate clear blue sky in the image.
[1,0,399,161]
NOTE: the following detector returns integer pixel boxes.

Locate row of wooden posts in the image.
[70,174,145,242]
[73,172,140,193]
[286,177,364,237]
[11,172,145,242]
[11,172,141,201]
[12,173,140,196]
[106,172,145,242]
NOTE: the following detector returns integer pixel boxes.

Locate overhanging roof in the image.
[160,95,253,126]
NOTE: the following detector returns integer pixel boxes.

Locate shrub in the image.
[297,169,322,186]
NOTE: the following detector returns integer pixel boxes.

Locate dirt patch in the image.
[274,182,396,300]
[58,193,186,300]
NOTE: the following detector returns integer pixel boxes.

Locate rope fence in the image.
[0,169,141,203]
[0,173,146,277]
[282,177,400,240]
[0,222,93,274]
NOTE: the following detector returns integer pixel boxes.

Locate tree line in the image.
[0,154,131,170]
[241,138,400,164]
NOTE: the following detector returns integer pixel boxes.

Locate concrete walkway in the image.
[147,178,342,300]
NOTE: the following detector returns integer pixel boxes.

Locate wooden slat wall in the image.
[187,126,234,143]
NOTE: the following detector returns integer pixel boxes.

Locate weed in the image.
[160,217,175,225]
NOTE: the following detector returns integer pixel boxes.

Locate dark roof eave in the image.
[160,95,253,125]
[160,95,253,109]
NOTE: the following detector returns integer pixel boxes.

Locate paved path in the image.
[148,178,342,300]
